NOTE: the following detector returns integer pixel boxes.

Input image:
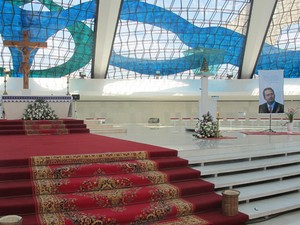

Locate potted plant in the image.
[285,107,298,132]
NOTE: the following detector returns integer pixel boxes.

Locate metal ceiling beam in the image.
[93,0,122,79]
[239,0,278,79]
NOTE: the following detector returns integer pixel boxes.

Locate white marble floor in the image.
[99,123,300,225]
[247,210,300,225]
[101,123,300,154]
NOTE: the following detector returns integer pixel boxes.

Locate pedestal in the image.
[200,75,208,117]
[287,122,293,132]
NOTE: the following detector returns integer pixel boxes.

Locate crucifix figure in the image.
[3,30,47,89]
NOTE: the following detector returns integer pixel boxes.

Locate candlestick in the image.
[66,75,70,95]
[3,68,10,95]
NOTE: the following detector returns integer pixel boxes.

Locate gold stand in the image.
[3,69,10,95]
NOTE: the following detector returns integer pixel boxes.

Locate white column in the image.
[240,0,277,78]
[199,75,209,117]
[94,0,122,79]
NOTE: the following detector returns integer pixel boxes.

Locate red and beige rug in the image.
[242,131,300,135]
[0,119,89,135]
[30,152,205,224]
[0,133,249,225]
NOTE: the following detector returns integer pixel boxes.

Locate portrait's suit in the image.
[259,101,284,113]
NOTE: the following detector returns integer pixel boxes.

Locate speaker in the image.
[72,94,80,101]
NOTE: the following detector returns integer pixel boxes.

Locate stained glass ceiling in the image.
[255,0,300,78]
[0,0,95,79]
[108,0,250,79]
[0,0,299,79]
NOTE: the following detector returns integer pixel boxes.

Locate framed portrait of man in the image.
[258,70,284,114]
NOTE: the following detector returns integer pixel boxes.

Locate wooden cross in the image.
[3,30,47,89]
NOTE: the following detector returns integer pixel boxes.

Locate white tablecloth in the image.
[1,96,72,119]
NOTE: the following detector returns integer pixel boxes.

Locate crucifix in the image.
[3,30,47,89]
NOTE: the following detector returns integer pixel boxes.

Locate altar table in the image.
[1,96,72,120]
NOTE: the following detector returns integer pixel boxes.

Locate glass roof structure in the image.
[108,0,250,79]
[0,0,299,80]
[0,0,95,79]
[255,0,300,78]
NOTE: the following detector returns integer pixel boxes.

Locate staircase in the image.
[84,119,127,134]
[181,141,300,223]
[0,150,249,225]
[0,119,89,135]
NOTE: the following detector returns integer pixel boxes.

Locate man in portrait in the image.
[259,87,284,113]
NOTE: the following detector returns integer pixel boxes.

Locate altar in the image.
[1,96,72,120]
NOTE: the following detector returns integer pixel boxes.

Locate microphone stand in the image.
[265,113,275,132]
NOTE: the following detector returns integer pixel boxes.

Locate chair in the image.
[181,117,191,126]
[170,117,180,126]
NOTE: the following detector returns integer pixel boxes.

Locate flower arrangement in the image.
[23,98,58,120]
[285,107,298,123]
[193,112,220,138]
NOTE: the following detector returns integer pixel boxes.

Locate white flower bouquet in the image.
[22,98,58,120]
[193,112,220,138]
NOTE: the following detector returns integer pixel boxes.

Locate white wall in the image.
[1,77,299,124]
[2,77,300,99]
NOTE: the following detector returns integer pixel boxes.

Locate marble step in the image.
[203,164,300,189]
[239,192,300,220]
[194,154,300,176]
[86,124,114,129]
[217,176,300,202]
[89,127,127,134]
[181,141,300,165]
[84,121,127,134]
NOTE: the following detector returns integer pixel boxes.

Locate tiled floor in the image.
[100,123,300,225]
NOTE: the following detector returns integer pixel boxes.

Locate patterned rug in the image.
[29,151,215,225]
[37,199,210,225]
[30,151,148,166]
[1,147,249,225]
[0,119,89,135]
[24,120,69,135]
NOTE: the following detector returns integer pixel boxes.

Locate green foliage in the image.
[285,108,298,123]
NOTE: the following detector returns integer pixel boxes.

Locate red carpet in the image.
[197,136,237,140]
[242,131,300,135]
[0,133,248,225]
[0,119,89,135]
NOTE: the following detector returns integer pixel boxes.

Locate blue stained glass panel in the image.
[255,0,300,78]
[0,0,95,78]
[108,0,250,79]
